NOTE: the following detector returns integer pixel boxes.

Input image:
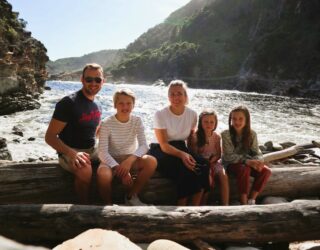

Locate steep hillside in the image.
[126,0,211,53]
[112,0,320,98]
[0,0,48,115]
[47,49,124,77]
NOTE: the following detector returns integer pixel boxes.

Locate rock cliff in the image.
[0,0,48,115]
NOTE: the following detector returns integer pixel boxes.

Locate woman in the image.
[149,80,209,205]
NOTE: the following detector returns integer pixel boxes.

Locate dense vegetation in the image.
[0,0,48,115]
[0,0,48,79]
[45,0,320,97]
[112,42,201,81]
[111,0,320,97]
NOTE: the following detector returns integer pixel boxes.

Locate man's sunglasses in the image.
[84,77,103,84]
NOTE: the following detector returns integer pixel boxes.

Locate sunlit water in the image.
[0,81,319,161]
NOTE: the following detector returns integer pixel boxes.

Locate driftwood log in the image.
[263,140,320,162]
[0,200,319,246]
[0,161,320,204]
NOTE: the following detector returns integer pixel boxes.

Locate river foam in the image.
[0,81,319,161]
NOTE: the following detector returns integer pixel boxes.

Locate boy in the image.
[98,88,157,205]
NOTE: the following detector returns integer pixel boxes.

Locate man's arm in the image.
[45,118,75,157]
[45,118,89,169]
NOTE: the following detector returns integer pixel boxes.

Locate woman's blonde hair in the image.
[168,79,189,104]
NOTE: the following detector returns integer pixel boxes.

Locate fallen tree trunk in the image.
[263,146,301,162]
[0,162,320,204]
[263,141,320,162]
[0,200,319,246]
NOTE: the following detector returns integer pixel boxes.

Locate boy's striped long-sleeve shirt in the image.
[98,114,148,168]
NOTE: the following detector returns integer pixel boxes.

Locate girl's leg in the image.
[240,194,248,205]
[209,167,215,189]
[201,168,214,205]
[201,192,209,205]
[249,165,272,200]
[218,169,229,206]
[177,197,188,206]
[191,190,204,206]
[177,190,204,206]
[228,163,251,205]
[249,190,259,201]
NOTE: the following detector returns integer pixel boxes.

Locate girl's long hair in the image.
[229,105,251,150]
[197,109,218,148]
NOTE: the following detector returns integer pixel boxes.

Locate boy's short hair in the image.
[82,63,103,77]
[113,88,136,107]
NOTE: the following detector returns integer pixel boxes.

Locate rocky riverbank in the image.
[0,0,48,115]
[236,74,320,99]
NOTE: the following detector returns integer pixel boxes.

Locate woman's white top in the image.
[154,106,197,141]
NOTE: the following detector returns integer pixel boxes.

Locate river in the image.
[0,81,319,161]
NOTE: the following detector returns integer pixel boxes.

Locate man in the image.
[45,63,104,203]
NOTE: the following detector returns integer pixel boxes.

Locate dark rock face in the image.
[12,125,24,137]
[0,0,48,115]
[0,137,12,161]
[0,92,41,115]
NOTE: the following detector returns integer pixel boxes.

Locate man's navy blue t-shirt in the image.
[52,90,102,149]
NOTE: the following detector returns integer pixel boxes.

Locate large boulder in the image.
[0,92,40,115]
[148,239,190,250]
[53,229,141,250]
[0,235,49,250]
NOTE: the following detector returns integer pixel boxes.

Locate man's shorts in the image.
[58,146,99,172]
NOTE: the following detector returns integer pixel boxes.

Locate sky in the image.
[7,0,190,61]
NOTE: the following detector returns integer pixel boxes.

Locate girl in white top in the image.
[149,80,209,206]
[98,89,157,205]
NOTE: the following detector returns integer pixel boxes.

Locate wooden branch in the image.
[193,239,217,250]
[263,146,301,162]
[0,200,319,245]
[312,140,320,148]
[263,141,320,162]
[0,162,320,204]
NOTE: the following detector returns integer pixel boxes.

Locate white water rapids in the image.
[0,81,319,161]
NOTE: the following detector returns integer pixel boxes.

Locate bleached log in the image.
[0,162,320,204]
[193,239,217,250]
[263,141,320,162]
[263,146,301,162]
[0,201,319,245]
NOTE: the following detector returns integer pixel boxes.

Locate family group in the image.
[45,63,272,206]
